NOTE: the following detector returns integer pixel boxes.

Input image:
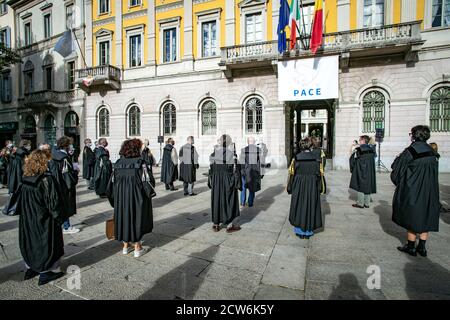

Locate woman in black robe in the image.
[82,138,95,188]
[161,138,178,190]
[287,137,323,239]
[107,139,153,258]
[208,134,241,233]
[7,140,31,195]
[179,136,199,196]
[48,136,79,234]
[349,135,377,208]
[94,138,113,197]
[391,125,440,257]
[17,150,66,285]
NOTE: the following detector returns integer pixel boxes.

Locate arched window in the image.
[245,96,263,134]
[44,114,56,146]
[42,54,54,90]
[162,103,176,135]
[201,100,217,135]
[362,90,385,133]
[97,107,110,137]
[430,86,450,132]
[64,111,79,128]
[127,104,141,136]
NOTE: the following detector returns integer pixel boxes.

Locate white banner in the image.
[278,55,339,101]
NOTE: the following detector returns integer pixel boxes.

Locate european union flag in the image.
[54,30,75,58]
[277,0,290,53]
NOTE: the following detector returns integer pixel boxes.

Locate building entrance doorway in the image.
[286,99,336,165]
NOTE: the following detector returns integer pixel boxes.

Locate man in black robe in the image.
[179,136,199,196]
[48,136,79,235]
[7,139,31,195]
[208,134,241,233]
[17,150,66,285]
[93,138,112,197]
[239,137,261,207]
[349,135,376,208]
[141,139,156,171]
[0,140,14,188]
[82,138,95,189]
[89,141,99,189]
[391,125,440,257]
[161,137,178,191]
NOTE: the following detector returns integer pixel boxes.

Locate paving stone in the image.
[254,285,305,300]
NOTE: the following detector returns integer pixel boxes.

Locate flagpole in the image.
[71,28,87,68]
[299,0,308,50]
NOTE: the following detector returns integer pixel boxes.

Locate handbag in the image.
[286,159,295,195]
[141,165,156,198]
[105,217,115,240]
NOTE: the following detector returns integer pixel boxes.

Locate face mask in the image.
[7,144,13,148]
[25,146,31,151]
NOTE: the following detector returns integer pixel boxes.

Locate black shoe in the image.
[38,271,65,286]
[352,204,365,209]
[189,193,197,196]
[184,193,189,196]
[364,205,370,208]
[397,244,417,257]
[170,188,178,191]
[24,269,39,281]
[416,247,427,257]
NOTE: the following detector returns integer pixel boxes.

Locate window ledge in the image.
[195,56,220,61]
[422,25,450,33]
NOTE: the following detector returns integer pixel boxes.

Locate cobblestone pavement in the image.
[0,167,449,300]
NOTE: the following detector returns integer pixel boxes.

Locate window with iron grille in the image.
[245,97,263,134]
[98,107,110,137]
[128,104,141,136]
[44,115,56,146]
[163,103,176,135]
[362,90,385,133]
[430,86,450,132]
[201,100,217,135]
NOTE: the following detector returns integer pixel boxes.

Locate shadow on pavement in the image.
[328,273,372,300]
[373,200,405,244]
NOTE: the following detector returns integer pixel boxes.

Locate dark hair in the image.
[84,138,92,144]
[19,139,31,148]
[120,139,143,158]
[359,135,370,144]
[299,137,312,152]
[166,137,174,144]
[57,136,73,149]
[310,136,321,148]
[98,138,108,147]
[411,125,430,142]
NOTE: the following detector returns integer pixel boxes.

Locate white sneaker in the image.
[134,247,149,258]
[63,226,80,235]
[122,247,134,255]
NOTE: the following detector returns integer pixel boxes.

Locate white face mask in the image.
[7,144,13,148]
[25,145,31,151]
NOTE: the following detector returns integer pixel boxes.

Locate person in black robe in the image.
[179,136,199,196]
[93,138,113,197]
[161,137,178,191]
[208,134,241,233]
[391,125,441,257]
[287,137,323,239]
[16,150,66,285]
[141,139,156,172]
[239,136,261,207]
[7,139,31,195]
[0,140,14,188]
[82,138,95,189]
[89,141,99,189]
[349,135,376,208]
[48,136,79,235]
[107,139,152,258]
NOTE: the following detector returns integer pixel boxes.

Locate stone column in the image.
[85,0,93,66]
[225,0,235,46]
[337,0,350,31]
[183,0,194,60]
[147,0,156,66]
[115,0,123,69]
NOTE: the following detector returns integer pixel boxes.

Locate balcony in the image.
[75,65,121,93]
[23,90,75,108]
[220,21,424,76]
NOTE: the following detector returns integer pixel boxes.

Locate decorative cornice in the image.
[93,16,115,28]
[94,28,114,37]
[195,8,222,17]
[40,3,53,11]
[193,0,214,4]
[123,8,147,20]
[238,0,269,8]
[156,0,183,13]
[21,12,32,19]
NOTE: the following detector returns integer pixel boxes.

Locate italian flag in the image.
[289,0,300,50]
[310,0,323,54]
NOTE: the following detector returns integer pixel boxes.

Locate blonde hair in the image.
[23,150,51,177]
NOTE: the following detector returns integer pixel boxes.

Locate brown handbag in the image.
[105,218,115,240]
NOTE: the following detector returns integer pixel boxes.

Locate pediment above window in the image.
[238,0,269,8]
[94,28,114,38]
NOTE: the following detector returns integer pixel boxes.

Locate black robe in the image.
[239,145,262,193]
[288,151,323,231]
[391,141,440,233]
[141,147,156,168]
[7,147,29,194]
[349,144,377,194]
[94,147,112,196]
[108,157,153,243]
[161,144,178,184]
[17,174,65,272]
[179,143,199,184]
[48,149,78,218]
[209,147,241,225]
[82,146,95,179]
[0,147,12,185]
